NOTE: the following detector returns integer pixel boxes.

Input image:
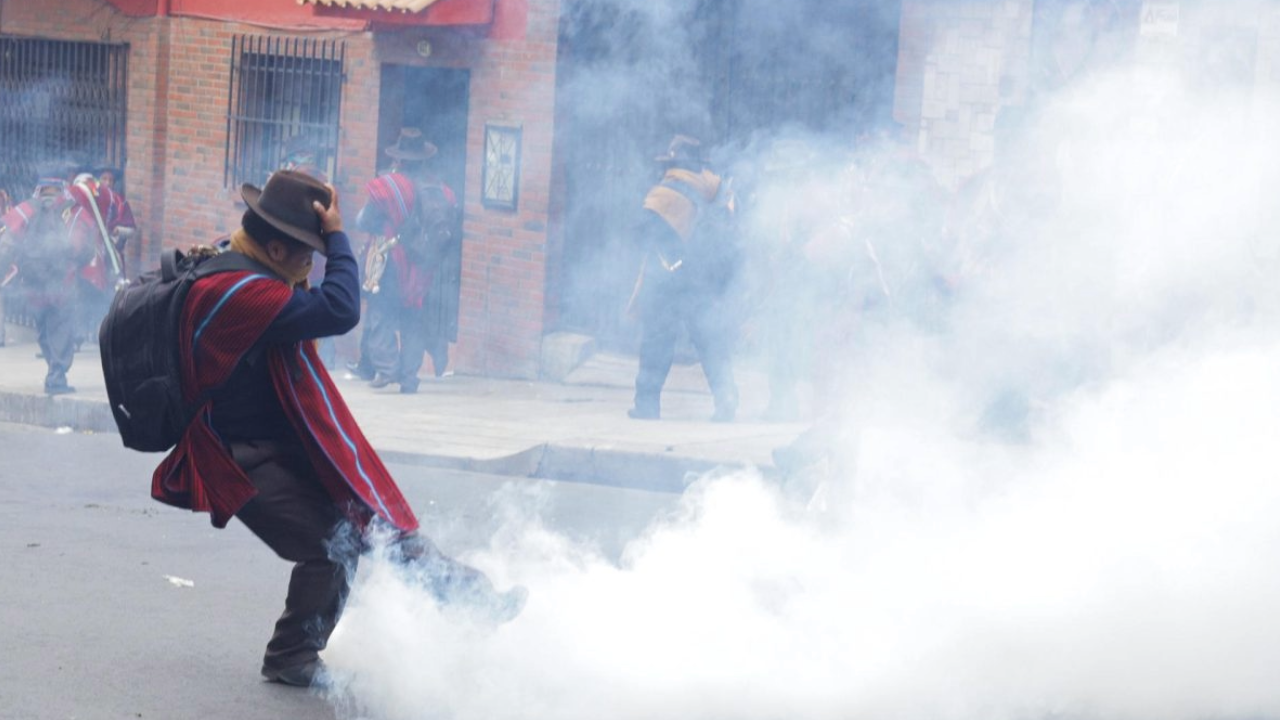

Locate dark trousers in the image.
[31,297,77,390]
[365,299,424,383]
[75,279,111,346]
[634,269,737,415]
[231,440,357,673]
[386,533,506,609]
[365,298,449,384]
[231,440,509,671]
[350,314,375,378]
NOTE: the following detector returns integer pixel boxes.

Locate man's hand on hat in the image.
[314,183,343,236]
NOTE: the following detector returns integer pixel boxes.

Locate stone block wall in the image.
[895,0,1034,189]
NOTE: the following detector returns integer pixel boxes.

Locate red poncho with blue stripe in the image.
[151,269,419,532]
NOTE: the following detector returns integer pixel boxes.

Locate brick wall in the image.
[453,0,561,379]
[895,0,1280,189]
[13,0,1280,379]
[3,0,561,379]
[358,0,561,379]
[0,0,372,260]
[0,0,161,273]
[152,19,374,252]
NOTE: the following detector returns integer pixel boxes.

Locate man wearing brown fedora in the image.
[348,127,459,392]
[151,171,522,688]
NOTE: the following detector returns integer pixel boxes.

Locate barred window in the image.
[224,35,344,188]
[0,36,128,201]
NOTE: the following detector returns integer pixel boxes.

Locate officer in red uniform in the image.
[94,165,138,252]
[350,128,459,393]
[71,173,134,346]
[0,173,95,393]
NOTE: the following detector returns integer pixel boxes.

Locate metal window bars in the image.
[0,36,128,330]
[0,36,128,202]
[224,35,345,189]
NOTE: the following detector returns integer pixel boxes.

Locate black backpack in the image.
[99,249,271,452]
[399,180,458,266]
[662,174,740,291]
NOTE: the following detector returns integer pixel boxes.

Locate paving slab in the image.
[0,336,806,492]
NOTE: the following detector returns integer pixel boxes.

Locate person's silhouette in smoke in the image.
[628,134,741,422]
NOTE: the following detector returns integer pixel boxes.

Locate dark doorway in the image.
[376,65,470,344]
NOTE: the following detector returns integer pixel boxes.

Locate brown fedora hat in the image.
[385,127,438,161]
[241,170,332,253]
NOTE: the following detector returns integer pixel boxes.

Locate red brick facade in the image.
[0,0,560,378]
[12,0,1276,377]
[456,0,560,378]
[895,1,1280,188]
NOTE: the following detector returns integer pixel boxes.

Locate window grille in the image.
[0,36,128,202]
[224,35,345,188]
[0,36,127,330]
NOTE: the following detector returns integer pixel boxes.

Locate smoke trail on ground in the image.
[322,64,1280,720]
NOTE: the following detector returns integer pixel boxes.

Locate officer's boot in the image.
[628,393,660,420]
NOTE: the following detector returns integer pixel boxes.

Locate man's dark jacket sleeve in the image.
[265,231,360,343]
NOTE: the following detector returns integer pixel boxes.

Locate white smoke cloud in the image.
[322,52,1280,720]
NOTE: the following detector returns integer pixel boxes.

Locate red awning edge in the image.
[96,0,490,29]
[304,0,495,27]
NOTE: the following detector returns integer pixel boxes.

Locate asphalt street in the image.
[0,422,678,720]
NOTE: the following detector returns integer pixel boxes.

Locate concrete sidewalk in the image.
[0,331,806,492]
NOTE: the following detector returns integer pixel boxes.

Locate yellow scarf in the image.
[228,229,311,289]
[642,168,721,241]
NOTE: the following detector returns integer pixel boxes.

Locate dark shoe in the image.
[627,406,659,420]
[429,354,450,378]
[262,659,327,688]
[369,372,394,389]
[450,585,529,626]
[45,384,76,396]
[399,377,420,394]
[772,438,827,473]
[489,585,529,624]
[345,361,374,381]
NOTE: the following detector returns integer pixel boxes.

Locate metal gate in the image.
[0,36,128,203]
[224,35,345,188]
[0,36,128,330]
